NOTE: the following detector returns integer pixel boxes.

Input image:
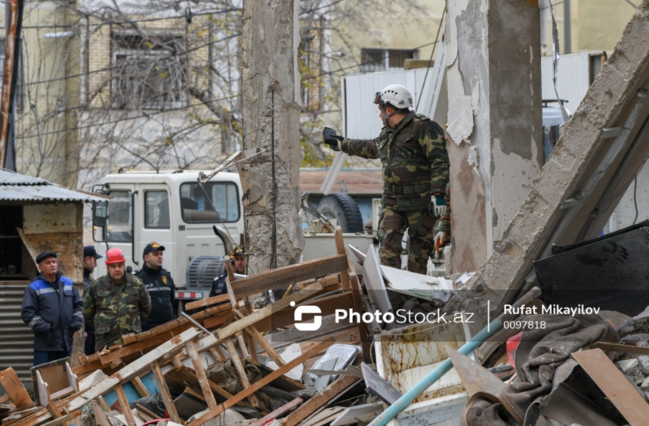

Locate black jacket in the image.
[21,272,83,352]
[135,264,176,331]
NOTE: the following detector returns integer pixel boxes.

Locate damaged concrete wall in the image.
[446,0,542,273]
[240,0,305,273]
[445,0,649,328]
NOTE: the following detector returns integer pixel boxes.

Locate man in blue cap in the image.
[135,242,176,331]
[83,246,102,355]
[21,251,83,365]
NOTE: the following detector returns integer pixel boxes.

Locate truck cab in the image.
[92,170,244,303]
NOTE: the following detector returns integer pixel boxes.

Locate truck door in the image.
[92,185,136,277]
[138,186,174,272]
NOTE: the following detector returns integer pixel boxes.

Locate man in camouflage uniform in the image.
[83,248,151,352]
[324,84,449,274]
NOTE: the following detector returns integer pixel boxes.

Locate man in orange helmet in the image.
[83,248,151,352]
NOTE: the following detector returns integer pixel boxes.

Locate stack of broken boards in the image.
[0,227,371,426]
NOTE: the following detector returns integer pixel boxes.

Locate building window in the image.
[111,31,187,110]
[360,48,418,72]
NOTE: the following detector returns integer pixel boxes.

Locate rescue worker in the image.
[135,242,176,331]
[323,84,449,274]
[83,248,151,352]
[83,246,102,355]
[209,245,246,298]
[21,251,83,365]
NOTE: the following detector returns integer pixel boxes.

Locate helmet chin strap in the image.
[381,106,394,128]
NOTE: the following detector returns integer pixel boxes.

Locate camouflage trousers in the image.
[377,206,436,274]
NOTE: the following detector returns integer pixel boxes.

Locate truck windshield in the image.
[105,191,133,242]
[180,182,240,223]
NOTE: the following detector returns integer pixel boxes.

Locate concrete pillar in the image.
[446,0,543,273]
[240,0,304,274]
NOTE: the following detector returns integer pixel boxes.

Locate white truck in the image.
[91,170,376,308]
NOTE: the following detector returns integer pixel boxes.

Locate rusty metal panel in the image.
[23,204,78,234]
[0,281,34,389]
[375,322,467,403]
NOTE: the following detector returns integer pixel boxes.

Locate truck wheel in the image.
[317,193,364,233]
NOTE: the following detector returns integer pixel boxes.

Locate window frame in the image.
[179,182,241,224]
[144,190,171,229]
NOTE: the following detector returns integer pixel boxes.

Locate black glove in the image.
[323,127,344,152]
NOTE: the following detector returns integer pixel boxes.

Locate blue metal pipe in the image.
[368,318,504,426]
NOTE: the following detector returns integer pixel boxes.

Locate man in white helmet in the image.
[323,84,450,274]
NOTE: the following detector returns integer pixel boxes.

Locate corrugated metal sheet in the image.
[0,170,107,202]
[342,69,431,139]
[541,52,605,113]
[0,282,34,388]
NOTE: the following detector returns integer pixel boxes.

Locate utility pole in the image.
[0,0,24,170]
[240,0,304,275]
[564,0,572,53]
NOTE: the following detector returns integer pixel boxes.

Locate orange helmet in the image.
[105,248,126,265]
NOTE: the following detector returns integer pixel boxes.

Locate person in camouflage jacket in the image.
[83,248,151,352]
[324,84,449,274]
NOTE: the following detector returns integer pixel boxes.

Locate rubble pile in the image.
[2,228,649,426]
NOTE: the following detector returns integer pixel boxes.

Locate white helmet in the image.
[375,84,413,109]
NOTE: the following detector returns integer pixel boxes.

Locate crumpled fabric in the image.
[466,314,620,426]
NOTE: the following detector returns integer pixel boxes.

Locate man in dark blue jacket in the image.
[135,242,176,331]
[21,251,83,366]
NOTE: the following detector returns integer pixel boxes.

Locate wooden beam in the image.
[250,397,303,426]
[223,338,260,409]
[66,328,200,412]
[114,385,136,426]
[349,273,371,363]
[188,338,336,426]
[151,362,182,424]
[92,401,111,426]
[186,294,230,311]
[234,310,284,367]
[135,403,159,421]
[130,377,150,398]
[0,367,33,408]
[186,340,218,410]
[46,402,66,426]
[334,228,352,292]
[231,254,348,299]
[39,410,82,426]
[283,375,360,426]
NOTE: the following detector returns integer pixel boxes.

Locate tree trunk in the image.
[240,0,304,274]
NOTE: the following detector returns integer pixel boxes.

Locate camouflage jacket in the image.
[340,112,449,211]
[83,274,151,351]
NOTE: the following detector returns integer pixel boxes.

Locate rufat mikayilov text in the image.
[504,304,601,316]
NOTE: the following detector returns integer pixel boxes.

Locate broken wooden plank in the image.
[152,362,182,424]
[186,340,218,410]
[187,338,336,426]
[231,254,348,299]
[349,273,371,363]
[130,377,150,398]
[250,397,303,426]
[186,294,230,311]
[114,385,136,426]
[223,338,260,409]
[360,363,402,405]
[331,403,382,426]
[45,402,66,426]
[592,342,649,355]
[446,346,505,397]
[39,410,82,426]
[135,403,159,421]
[234,310,285,367]
[572,349,649,426]
[283,375,360,426]
[66,328,201,412]
[335,228,353,292]
[0,368,33,408]
[92,401,111,426]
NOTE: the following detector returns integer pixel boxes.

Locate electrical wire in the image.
[16,94,239,139]
[415,6,446,112]
[25,32,241,86]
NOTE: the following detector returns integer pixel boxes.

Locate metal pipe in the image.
[564,0,572,54]
[369,287,542,426]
